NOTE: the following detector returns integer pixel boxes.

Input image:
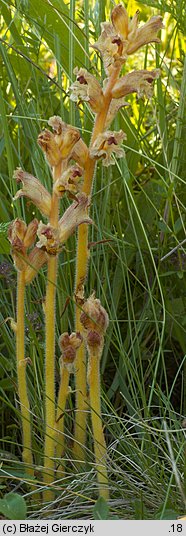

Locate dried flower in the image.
[59,331,83,371]
[53,164,83,197]
[80,294,109,354]
[70,67,104,113]
[90,130,126,166]
[37,222,60,255]
[13,168,51,217]
[58,193,92,244]
[80,293,109,335]
[112,69,160,99]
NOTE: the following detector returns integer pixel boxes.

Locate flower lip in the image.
[77,75,88,85]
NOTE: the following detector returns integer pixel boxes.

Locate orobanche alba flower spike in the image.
[6,0,163,503]
[71,1,163,467]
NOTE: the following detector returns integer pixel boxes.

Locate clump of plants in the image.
[7,2,163,503]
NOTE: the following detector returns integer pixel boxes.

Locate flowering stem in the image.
[74,65,121,461]
[55,363,70,477]
[88,349,109,500]
[16,271,33,475]
[43,178,59,501]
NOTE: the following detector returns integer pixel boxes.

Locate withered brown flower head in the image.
[59,331,83,371]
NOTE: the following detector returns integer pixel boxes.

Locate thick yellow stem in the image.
[88,353,109,500]
[55,364,70,469]
[74,64,121,461]
[16,271,33,475]
[43,183,59,502]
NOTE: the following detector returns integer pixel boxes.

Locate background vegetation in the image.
[0,0,185,520]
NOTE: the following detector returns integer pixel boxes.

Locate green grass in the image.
[0,0,186,520]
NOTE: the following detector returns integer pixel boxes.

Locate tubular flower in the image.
[24,247,47,284]
[13,168,51,217]
[8,218,38,271]
[53,164,84,197]
[111,4,164,55]
[38,116,80,167]
[37,222,60,256]
[93,4,163,74]
[105,96,129,128]
[112,69,160,99]
[92,22,126,75]
[58,193,92,244]
[71,138,89,168]
[70,67,105,113]
[59,331,83,372]
[90,130,126,166]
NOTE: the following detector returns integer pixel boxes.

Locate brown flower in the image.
[80,293,109,335]
[59,331,83,371]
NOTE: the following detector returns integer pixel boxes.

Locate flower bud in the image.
[59,331,83,371]
[87,330,103,350]
[13,168,51,217]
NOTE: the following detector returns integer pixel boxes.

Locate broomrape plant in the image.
[7,2,163,503]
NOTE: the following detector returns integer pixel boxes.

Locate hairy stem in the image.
[17,271,33,475]
[43,173,59,501]
[88,350,109,500]
[74,65,121,461]
[55,363,70,478]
